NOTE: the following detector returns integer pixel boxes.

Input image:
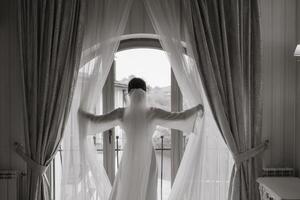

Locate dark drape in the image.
[16,0,86,199]
[186,0,266,199]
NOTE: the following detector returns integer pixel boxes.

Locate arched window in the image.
[102,39,181,199]
[51,37,233,200]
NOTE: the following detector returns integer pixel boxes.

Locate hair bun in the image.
[128,77,146,92]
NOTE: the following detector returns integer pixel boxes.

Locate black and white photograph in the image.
[1,0,300,200]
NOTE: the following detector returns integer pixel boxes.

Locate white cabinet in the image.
[257,177,300,200]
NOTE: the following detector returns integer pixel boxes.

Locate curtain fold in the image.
[144,0,233,199]
[17,0,86,200]
[61,0,134,200]
[185,0,265,199]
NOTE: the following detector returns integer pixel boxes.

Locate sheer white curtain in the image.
[61,0,133,200]
[144,0,233,199]
[61,0,233,199]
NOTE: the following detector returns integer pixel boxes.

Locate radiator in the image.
[262,167,295,177]
[0,170,21,200]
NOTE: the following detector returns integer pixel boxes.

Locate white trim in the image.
[103,63,116,184]
[294,44,300,56]
[171,70,183,185]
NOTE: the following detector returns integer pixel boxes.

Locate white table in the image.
[257,177,300,200]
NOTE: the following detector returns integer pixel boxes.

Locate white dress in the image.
[83,89,202,200]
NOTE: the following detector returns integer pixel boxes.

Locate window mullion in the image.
[103,62,116,184]
[170,69,183,185]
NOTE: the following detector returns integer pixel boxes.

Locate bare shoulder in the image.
[113,107,125,119]
[147,107,169,119]
[148,107,159,113]
[115,107,125,112]
[147,107,157,118]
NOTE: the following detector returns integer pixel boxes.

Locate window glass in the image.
[115,48,171,200]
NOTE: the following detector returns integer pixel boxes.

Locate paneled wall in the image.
[295,0,300,177]
[0,0,25,171]
[260,0,299,171]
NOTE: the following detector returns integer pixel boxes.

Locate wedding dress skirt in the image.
[83,89,202,200]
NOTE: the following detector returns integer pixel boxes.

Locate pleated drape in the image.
[17,0,86,199]
[186,0,266,199]
[61,0,134,199]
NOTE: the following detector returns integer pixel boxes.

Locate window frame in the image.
[103,37,185,185]
[49,37,187,200]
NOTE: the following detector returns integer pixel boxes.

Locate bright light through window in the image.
[115,48,171,87]
[115,48,172,200]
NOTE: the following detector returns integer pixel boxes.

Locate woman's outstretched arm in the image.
[79,107,124,134]
[152,104,204,133]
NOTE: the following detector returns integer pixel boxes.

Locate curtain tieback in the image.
[233,140,269,165]
[14,142,48,175]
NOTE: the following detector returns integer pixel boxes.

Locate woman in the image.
[80,78,203,200]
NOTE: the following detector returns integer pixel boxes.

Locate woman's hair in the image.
[128,78,146,93]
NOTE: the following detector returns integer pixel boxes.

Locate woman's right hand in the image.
[78,108,89,118]
[196,104,204,111]
[196,104,204,117]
